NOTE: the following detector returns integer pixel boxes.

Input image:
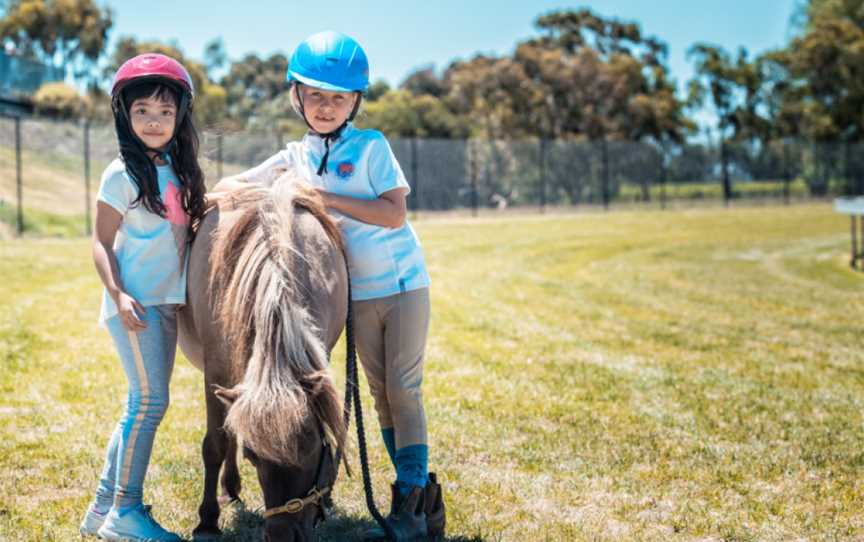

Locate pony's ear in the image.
[213,385,241,406]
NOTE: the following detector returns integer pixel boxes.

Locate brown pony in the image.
[178,175,348,541]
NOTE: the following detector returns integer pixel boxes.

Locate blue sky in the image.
[106,0,800,95]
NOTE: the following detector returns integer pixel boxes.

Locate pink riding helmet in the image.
[111,53,194,98]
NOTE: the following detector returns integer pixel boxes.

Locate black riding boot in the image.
[425,472,446,540]
[363,484,427,541]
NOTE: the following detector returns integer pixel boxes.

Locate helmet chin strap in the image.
[144,140,175,163]
[311,123,346,176]
[294,84,361,175]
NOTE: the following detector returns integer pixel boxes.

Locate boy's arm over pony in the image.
[316,186,408,229]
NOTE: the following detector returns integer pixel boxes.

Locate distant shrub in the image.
[33,83,88,119]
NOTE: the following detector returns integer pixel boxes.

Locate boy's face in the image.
[129,94,177,150]
[297,85,357,134]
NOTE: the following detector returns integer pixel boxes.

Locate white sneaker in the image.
[96,504,181,542]
[78,504,107,537]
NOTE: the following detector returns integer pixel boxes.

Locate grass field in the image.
[0,203,862,541]
[617,179,812,203]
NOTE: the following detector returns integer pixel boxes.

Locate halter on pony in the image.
[261,425,335,523]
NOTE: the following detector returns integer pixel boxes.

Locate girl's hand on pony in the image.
[115,292,147,331]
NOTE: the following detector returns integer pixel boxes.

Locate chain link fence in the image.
[0,52,65,99]
[1,114,855,236]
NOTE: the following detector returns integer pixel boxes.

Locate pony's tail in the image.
[211,181,345,465]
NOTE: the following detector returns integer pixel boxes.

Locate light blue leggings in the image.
[92,305,177,511]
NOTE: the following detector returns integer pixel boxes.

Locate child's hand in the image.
[310,186,331,207]
[116,293,147,331]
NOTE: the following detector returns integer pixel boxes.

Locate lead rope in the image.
[336,268,397,541]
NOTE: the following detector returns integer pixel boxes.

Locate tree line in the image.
[2,0,864,196]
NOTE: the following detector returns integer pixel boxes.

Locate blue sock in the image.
[394,444,428,495]
[381,427,396,467]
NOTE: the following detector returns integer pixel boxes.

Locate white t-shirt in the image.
[97,158,189,324]
[242,123,430,301]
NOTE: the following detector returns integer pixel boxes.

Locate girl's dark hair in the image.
[114,81,206,238]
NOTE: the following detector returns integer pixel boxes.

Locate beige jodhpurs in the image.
[353,287,430,449]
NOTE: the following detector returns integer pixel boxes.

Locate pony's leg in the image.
[193,387,229,540]
[219,435,242,504]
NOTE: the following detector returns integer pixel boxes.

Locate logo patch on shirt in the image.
[336,161,355,180]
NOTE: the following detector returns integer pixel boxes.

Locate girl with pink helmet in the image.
[80,53,206,541]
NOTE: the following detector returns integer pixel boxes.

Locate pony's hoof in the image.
[218,493,243,507]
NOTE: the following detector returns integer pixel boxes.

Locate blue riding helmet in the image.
[287,31,370,92]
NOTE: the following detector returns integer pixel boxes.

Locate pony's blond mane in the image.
[209,172,345,465]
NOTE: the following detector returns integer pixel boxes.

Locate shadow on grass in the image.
[201,500,487,542]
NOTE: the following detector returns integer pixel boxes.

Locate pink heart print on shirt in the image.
[163,181,189,262]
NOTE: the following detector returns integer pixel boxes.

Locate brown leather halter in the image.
[261,436,335,520]
[262,486,330,519]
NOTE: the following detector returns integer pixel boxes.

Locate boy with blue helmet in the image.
[288,30,370,92]
[213,31,446,540]
[287,31,368,176]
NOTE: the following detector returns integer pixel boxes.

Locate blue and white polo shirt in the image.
[242,123,430,301]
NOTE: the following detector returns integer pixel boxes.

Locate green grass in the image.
[0,202,87,237]
[0,203,862,541]
[618,179,812,202]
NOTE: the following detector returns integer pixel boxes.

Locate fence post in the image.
[782,138,791,205]
[539,138,547,214]
[470,140,478,217]
[852,215,864,269]
[410,137,419,216]
[601,137,610,210]
[720,138,731,207]
[852,215,860,268]
[83,120,92,236]
[659,148,668,211]
[15,116,22,236]
[216,132,223,181]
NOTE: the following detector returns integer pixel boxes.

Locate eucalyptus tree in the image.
[0,0,113,84]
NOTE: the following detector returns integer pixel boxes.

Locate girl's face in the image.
[129,94,177,150]
[297,85,357,134]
